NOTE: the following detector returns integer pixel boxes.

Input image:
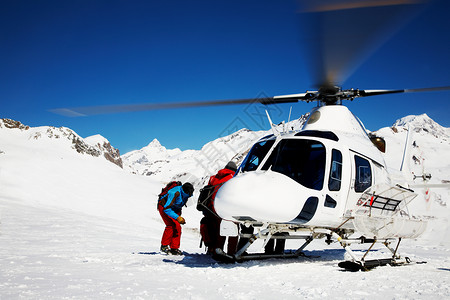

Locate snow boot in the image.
[169,248,183,255]
[160,245,170,254]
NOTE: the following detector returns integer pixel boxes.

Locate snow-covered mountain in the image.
[392,113,450,139]
[0,117,159,225]
[2,114,448,207]
[0,118,123,168]
[84,134,123,168]
[122,128,266,186]
[374,114,450,183]
[121,115,309,186]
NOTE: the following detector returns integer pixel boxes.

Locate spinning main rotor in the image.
[51,0,450,117]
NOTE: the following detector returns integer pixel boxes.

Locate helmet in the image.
[182,182,194,196]
[225,161,237,172]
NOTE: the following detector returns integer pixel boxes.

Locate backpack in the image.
[157,181,182,206]
[196,185,216,213]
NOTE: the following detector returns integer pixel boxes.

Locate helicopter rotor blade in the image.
[50,85,450,117]
[359,86,450,97]
[50,96,301,117]
[404,86,450,93]
[50,98,271,117]
[273,93,313,103]
[300,0,426,13]
[50,93,317,117]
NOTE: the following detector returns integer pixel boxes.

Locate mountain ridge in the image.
[0,118,123,168]
[1,113,448,186]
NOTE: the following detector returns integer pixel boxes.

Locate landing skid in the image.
[212,226,425,270]
[213,227,314,263]
[335,235,425,271]
[237,250,317,262]
[213,248,317,263]
[338,257,412,271]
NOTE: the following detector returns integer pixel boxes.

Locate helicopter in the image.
[52,0,450,270]
[212,89,432,270]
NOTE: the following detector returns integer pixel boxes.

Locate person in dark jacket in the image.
[158,182,194,255]
[200,161,238,256]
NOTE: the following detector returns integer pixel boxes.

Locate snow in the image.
[1,116,450,299]
[1,200,449,299]
[84,134,109,147]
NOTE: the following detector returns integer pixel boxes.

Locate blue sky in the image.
[1,0,449,153]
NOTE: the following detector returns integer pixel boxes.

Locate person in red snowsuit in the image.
[158,182,194,255]
[200,161,238,255]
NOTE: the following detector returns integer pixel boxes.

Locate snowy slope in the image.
[1,115,450,299]
[0,118,158,225]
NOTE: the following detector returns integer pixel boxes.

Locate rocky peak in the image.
[85,135,123,168]
[0,118,30,130]
[148,138,162,148]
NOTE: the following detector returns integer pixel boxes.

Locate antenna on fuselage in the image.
[286,106,293,133]
[265,110,281,137]
[287,106,292,124]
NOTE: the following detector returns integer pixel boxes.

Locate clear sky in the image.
[1,0,449,154]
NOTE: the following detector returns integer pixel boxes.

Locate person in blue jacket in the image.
[158,182,194,255]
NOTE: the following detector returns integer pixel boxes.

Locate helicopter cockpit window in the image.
[262,139,326,191]
[328,149,343,191]
[354,155,372,192]
[241,139,275,172]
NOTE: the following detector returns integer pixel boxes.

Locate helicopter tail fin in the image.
[399,124,413,179]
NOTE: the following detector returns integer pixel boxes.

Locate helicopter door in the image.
[347,153,373,211]
[325,149,343,209]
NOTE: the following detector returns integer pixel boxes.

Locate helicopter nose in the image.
[215,171,307,223]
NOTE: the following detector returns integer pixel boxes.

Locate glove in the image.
[177,216,186,224]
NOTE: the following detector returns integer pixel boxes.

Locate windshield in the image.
[262,139,326,191]
[241,139,275,172]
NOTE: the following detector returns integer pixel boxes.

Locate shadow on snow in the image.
[162,248,349,269]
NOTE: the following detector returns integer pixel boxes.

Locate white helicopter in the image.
[53,0,449,270]
[213,89,432,270]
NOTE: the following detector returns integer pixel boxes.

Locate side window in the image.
[328,149,342,191]
[354,155,372,192]
[241,140,275,172]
